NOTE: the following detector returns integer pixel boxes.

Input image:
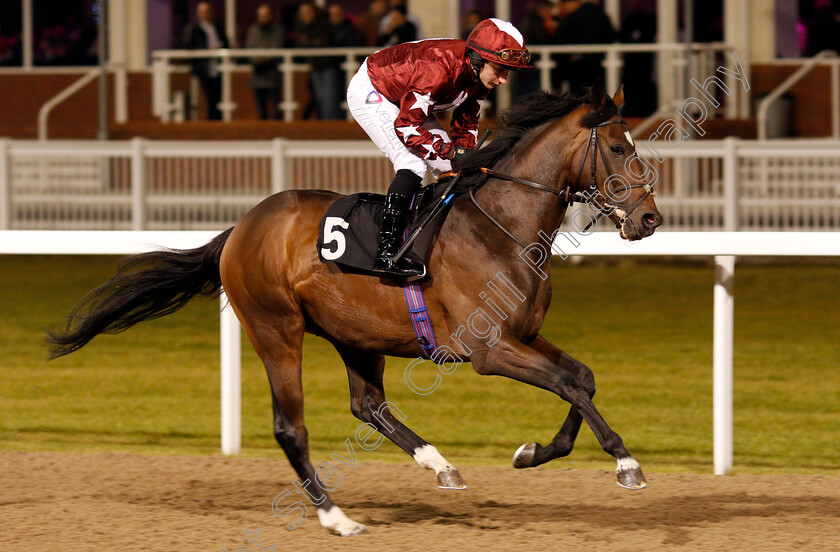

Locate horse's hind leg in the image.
[513,334,592,469]
[473,337,646,490]
[237,306,367,536]
[335,344,467,490]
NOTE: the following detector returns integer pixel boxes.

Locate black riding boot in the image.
[373,171,425,278]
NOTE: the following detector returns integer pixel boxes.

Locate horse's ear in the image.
[589,80,606,110]
[613,85,624,110]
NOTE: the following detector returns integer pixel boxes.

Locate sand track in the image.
[1,451,839,551]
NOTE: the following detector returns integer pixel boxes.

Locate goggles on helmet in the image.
[467,41,532,66]
[497,48,531,64]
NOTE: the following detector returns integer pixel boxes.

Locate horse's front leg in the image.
[472,338,647,490]
[512,334,591,469]
[335,344,467,490]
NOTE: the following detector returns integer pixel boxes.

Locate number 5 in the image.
[321,217,350,260]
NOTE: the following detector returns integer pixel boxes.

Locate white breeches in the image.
[346,59,452,180]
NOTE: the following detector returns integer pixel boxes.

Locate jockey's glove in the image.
[445,145,469,170]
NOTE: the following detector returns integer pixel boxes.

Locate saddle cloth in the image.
[316,188,445,274]
[316,189,447,358]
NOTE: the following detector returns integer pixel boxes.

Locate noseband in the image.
[468,118,655,250]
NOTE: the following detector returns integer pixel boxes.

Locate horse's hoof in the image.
[512,443,536,469]
[437,468,467,490]
[616,466,647,490]
[338,523,368,537]
[318,506,368,536]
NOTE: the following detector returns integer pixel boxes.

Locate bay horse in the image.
[48,85,662,536]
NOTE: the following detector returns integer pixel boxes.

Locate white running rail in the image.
[3,230,839,473]
[5,138,840,233]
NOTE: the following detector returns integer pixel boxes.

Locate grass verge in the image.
[1,255,838,475]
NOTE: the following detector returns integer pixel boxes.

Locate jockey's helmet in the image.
[466,18,533,70]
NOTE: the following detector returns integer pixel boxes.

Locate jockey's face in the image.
[479,62,510,89]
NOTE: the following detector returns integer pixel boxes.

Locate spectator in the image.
[245,4,284,120]
[327,4,358,118]
[378,4,417,47]
[379,0,423,40]
[558,0,615,94]
[356,0,388,47]
[63,16,98,65]
[295,3,343,120]
[182,2,230,120]
[35,25,71,65]
[806,0,840,56]
[516,0,560,95]
[619,0,656,116]
[329,5,358,47]
[0,21,22,66]
[462,8,486,39]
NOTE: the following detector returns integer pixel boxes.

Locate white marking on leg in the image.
[317,506,367,537]
[616,456,640,473]
[413,444,455,474]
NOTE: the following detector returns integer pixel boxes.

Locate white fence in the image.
[3,230,840,474]
[3,138,840,232]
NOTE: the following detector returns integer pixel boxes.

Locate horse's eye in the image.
[610,145,625,155]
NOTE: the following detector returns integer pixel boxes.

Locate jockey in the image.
[346,18,532,278]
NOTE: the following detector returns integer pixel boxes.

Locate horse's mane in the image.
[444,89,619,195]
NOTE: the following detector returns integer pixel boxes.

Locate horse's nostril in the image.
[642,213,660,227]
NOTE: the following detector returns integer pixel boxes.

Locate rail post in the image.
[604,49,623,95]
[271,138,287,195]
[114,63,129,124]
[151,57,173,122]
[343,52,357,121]
[220,290,241,456]
[0,139,10,230]
[280,52,298,122]
[130,138,147,230]
[723,137,739,231]
[716,137,738,475]
[713,254,735,475]
[537,49,553,92]
[219,53,236,122]
[832,60,840,139]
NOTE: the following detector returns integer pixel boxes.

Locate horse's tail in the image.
[46,228,234,359]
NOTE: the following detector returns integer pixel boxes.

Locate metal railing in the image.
[150,42,742,123]
[2,137,840,232]
[151,47,378,123]
[757,51,840,140]
[7,43,740,129]
[37,68,100,141]
[0,63,132,137]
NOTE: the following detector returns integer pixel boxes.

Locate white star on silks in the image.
[410,91,435,115]
[421,143,436,159]
[397,125,421,139]
[428,128,447,140]
[468,129,479,139]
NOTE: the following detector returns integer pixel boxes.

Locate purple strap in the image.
[403,282,438,359]
[400,195,437,358]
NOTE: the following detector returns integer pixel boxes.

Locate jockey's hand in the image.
[445,145,469,169]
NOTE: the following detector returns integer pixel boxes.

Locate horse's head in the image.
[568,84,663,241]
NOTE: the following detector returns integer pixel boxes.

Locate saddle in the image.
[316,184,448,276]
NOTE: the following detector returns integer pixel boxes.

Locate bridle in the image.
[467,118,656,250]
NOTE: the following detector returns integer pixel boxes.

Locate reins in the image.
[467,118,655,249]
